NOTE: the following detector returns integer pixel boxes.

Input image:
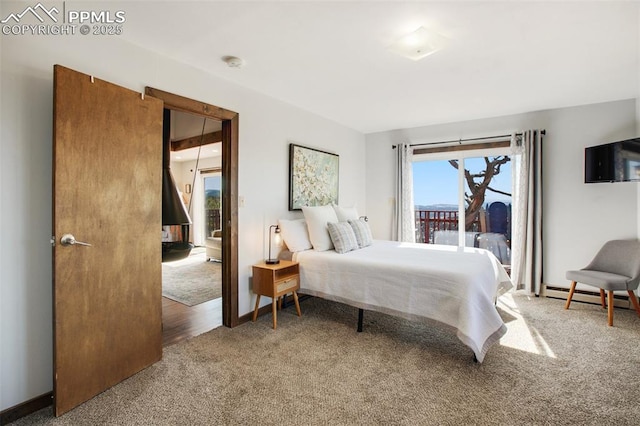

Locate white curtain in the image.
[510,130,543,295]
[393,143,415,242]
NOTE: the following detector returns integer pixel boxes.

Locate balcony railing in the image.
[416,208,511,266]
[206,208,221,237]
[415,210,484,244]
[415,210,458,244]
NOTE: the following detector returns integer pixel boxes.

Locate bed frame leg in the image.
[357,309,364,332]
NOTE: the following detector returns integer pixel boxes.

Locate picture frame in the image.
[289,143,339,211]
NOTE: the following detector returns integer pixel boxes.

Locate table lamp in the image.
[266,224,280,264]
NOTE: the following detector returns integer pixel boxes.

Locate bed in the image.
[291,239,513,363]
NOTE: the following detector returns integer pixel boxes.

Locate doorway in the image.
[160,110,225,346]
[146,86,239,329]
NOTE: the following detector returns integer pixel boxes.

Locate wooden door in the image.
[52,65,163,416]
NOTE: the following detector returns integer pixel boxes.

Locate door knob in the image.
[60,234,92,247]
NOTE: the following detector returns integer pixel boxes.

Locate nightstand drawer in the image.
[277,277,298,294]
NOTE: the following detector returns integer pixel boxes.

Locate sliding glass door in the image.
[413,150,512,266]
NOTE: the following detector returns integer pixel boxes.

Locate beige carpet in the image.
[14,293,640,425]
[162,248,221,306]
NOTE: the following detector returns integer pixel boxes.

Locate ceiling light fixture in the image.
[389,26,446,61]
[222,56,245,68]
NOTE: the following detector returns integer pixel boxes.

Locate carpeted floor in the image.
[162,248,221,306]
[13,293,640,425]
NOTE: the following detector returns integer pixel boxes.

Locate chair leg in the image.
[600,289,606,308]
[565,281,577,309]
[628,290,640,318]
[607,290,614,326]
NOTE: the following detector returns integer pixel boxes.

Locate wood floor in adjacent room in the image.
[162,296,223,347]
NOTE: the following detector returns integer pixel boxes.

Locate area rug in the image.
[162,248,221,306]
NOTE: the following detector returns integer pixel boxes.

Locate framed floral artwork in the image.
[289,143,339,210]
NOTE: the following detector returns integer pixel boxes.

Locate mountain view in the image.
[205,189,220,209]
[205,189,220,199]
[415,204,458,211]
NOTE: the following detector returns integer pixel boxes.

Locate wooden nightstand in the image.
[252,260,301,329]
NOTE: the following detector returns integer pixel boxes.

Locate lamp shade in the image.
[266,225,280,264]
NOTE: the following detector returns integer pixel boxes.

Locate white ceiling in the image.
[170,143,221,163]
[169,110,222,162]
[121,1,639,134]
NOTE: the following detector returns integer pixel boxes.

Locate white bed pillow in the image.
[348,218,373,248]
[278,219,312,252]
[332,204,359,222]
[301,205,339,251]
[327,222,359,254]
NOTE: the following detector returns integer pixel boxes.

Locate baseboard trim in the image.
[0,392,52,425]
[543,285,635,309]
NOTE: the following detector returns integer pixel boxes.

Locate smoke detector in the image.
[222,56,245,68]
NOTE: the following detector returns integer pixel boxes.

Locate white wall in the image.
[365,99,638,290]
[173,157,222,196]
[0,33,365,410]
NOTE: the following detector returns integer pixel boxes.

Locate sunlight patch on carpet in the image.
[497,292,557,358]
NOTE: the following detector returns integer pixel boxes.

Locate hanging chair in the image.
[162,226,193,262]
[161,111,207,262]
[161,172,193,263]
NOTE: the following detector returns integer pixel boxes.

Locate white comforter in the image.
[293,240,513,363]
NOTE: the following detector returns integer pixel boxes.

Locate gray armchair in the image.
[206,230,222,262]
[565,239,640,326]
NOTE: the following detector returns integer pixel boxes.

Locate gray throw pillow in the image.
[327,222,359,254]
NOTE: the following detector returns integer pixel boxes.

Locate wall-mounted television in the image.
[585,137,640,183]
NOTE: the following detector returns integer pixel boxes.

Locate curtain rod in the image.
[392,129,546,149]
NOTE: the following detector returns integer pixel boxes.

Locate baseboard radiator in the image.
[543,285,637,309]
